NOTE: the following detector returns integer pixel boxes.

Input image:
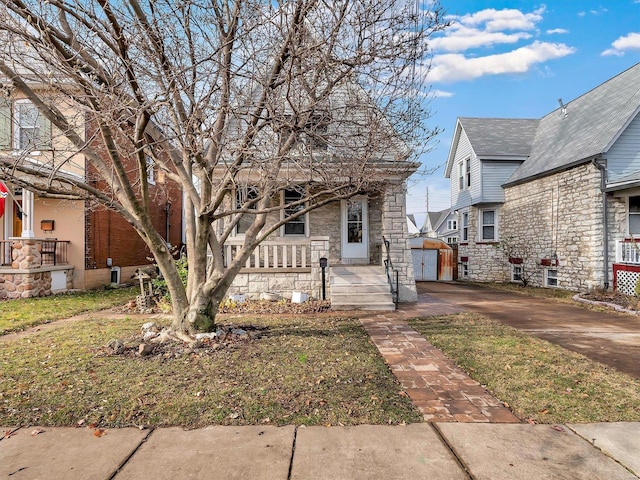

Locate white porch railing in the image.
[223,238,311,269]
[616,240,640,264]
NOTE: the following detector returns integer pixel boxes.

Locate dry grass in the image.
[408,313,640,424]
[0,286,137,335]
[0,314,421,428]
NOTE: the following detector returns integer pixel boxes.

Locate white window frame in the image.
[446,236,458,245]
[281,187,308,236]
[479,208,497,242]
[545,268,558,287]
[511,264,523,283]
[461,212,469,242]
[465,157,471,189]
[447,219,457,230]
[13,99,51,152]
[458,161,464,190]
[235,186,259,236]
[145,155,155,185]
[628,196,640,235]
[460,260,469,278]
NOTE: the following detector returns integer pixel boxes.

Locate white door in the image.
[341,196,368,262]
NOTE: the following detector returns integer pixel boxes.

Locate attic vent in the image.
[558,98,568,118]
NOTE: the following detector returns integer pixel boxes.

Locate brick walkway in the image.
[359,290,520,423]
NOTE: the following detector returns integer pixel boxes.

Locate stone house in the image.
[0,92,183,299]
[445,62,640,293]
[423,209,459,245]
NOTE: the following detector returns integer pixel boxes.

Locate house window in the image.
[480,209,497,241]
[545,268,558,287]
[511,264,523,282]
[282,187,307,236]
[628,196,640,235]
[458,162,464,190]
[461,212,468,242]
[304,111,330,151]
[446,236,458,245]
[465,158,471,189]
[145,155,155,185]
[236,186,258,235]
[447,219,457,230]
[460,260,469,278]
[13,100,52,151]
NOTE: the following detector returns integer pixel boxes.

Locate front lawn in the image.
[0,286,137,335]
[408,313,640,424]
[0,314,421,428]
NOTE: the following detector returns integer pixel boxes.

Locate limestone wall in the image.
[500,162,604,290]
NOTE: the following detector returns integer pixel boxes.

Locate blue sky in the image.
[407,0,640,223]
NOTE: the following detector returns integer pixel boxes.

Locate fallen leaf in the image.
[31,428,45,436]
[3,429,17,439]
[504,364,511,370]
[398,391,409,397]
[527,418,537,426]
[88,422,98,429]
[551,425,565,432]
[76,419,86,428]
[539,408,549,415]
[93,428,106,437]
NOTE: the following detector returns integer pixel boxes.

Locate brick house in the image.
[0,92,182,298]
[445,62,640,293]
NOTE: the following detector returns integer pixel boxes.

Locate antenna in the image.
[558,98,568,118]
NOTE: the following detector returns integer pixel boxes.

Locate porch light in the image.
[41,219,54,233]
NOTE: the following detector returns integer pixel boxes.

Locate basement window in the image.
[545,268,558,287]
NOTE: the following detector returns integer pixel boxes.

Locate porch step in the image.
[329,265,395,311]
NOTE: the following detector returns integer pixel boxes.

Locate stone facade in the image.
[457,162,636,292]
[0,238,74,299]
[381,181,417,302]
[224,181,417,302]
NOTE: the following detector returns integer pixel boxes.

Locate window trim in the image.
[460,260,469,278]
[479,208,498,242]
[235,186,259,236]
[447,219,458,230]
[511,264,523,283]
[628,196,640,235]
[461,212,469,242]
[465,157,471,189]
[545,268,558,287]
[281,187,308,237]
[12,99,52,152]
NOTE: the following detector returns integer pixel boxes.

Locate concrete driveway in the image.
[416,282,640,379]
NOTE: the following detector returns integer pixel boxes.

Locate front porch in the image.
[0,237,74,299]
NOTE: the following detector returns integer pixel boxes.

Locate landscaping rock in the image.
[143,331,159,342]
[106,339,125,355]
[141,322,159,332]
[138,343,155,356]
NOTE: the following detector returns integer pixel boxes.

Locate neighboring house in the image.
[424,209,458,245]
[0,93,182,299]
[445,62,640,293]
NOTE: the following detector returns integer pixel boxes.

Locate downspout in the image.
[592,158,609,290]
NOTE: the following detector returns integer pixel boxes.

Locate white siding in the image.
[450,130,474,210]
[481,161,523,203]
[607,112,640,182]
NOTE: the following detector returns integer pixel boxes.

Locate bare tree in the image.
[0,0,447,335]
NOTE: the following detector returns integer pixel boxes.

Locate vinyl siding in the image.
[481,161,523,203]
[607,112,640,182]
[450,130,474,210]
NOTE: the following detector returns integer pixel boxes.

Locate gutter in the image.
[592,158,610,290]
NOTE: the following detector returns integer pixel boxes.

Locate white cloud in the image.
[432,89,454,98]
[546,28,568,35]
[457,7,544,32]
[602,32,640,56]
[430,28,531,52]
[428,41,576,83]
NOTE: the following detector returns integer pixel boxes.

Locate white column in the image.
[21,189,35,238]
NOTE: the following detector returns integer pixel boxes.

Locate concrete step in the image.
[329,265,395,311]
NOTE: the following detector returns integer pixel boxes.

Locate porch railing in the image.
[616,240,640,265]
[222,238,311,269]
[0,239,70,267]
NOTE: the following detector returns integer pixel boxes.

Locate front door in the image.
[341,196,368,263]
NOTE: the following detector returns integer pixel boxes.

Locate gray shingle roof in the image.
[458,117,539,157]
[505,62,640,185]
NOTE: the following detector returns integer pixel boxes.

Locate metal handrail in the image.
[382,236,399,309]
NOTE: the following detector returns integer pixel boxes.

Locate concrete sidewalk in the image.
[1,423,638,479]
